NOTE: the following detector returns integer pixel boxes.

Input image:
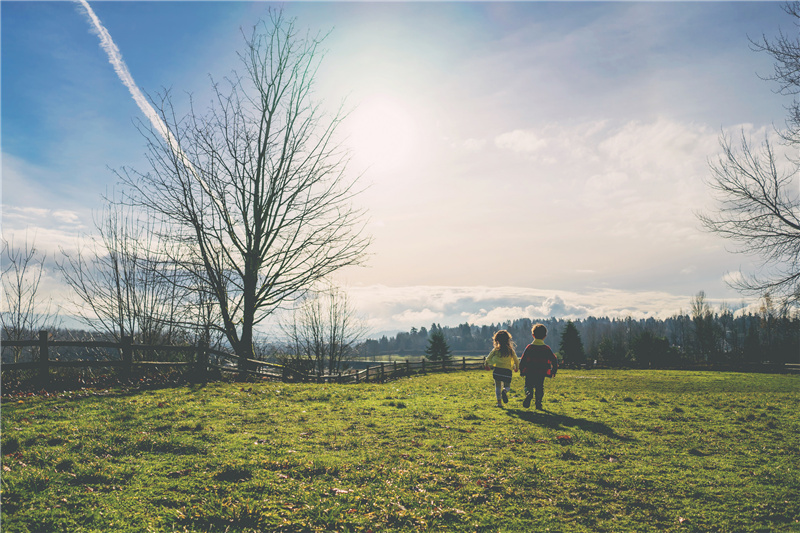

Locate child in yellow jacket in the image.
[485,330,519,407]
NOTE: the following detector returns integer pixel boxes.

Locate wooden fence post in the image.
[442,359,446,371]
[195,341,209,382]
[38,330,49,388]
[462,357,466,371]
[394,361,398,376]
[406,359,410,375]
[380,363,385,382]
[356,369,360,384]
[121,336,133,380]
[365,366,370,382]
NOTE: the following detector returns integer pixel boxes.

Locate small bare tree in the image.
[690,291,718,363]
[281,284,367,376]
[1,235,59,361]
[118,11,369,368]
[58,200,192,345]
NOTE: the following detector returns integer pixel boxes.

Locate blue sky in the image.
[2,1,796,334]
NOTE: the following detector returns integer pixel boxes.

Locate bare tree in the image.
[690,291,717,363]
[1,235,59,361]
[700,133,800,303]
[281,284,367,376]
[58,200,193,345]
[117,11,370,368]
[701,2,800,306]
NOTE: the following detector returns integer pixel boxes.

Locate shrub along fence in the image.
[0,331,486,388]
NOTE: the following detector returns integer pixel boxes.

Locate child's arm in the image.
[518,346,529,375]
[485,350,496,368]
[550,348,559,376]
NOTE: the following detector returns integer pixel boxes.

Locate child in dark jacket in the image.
[518,323,559,410]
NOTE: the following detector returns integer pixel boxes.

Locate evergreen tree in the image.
[560,320,586,365]
[425,329,452,361]
[631,330,671,368]
[595,337,615,365]
[743,319,762,363]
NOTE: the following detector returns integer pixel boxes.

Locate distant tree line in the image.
[358,292,799,368]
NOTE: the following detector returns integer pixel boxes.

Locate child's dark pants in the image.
[525,374,546,407]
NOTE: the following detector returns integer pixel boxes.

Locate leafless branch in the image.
[699,132,800,304]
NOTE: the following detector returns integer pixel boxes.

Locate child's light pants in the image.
[492,367,512,402]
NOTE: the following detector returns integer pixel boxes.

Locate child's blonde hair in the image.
[492,330,516,357]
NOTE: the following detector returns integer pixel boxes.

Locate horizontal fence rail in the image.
[1,331,486,387]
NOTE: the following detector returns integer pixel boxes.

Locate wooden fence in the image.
[5,331,795,389]
[0,331,486,387]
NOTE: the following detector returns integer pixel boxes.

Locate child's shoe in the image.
[535,403,543,411]
[501,389,508,404]
[523,394,532,409]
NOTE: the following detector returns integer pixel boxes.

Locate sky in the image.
[2,1,797,337]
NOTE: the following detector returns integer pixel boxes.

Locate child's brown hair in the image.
[493,330,516,357]
[532,323,548,340]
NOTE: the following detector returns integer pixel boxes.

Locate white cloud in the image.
[3,206,50,221]
[2,205,88,256]
[495,129,548,153]
[460,306,528,326]
[536,294,591,318]
[343,284,747,335]
[391,308,443,326]
[53,210,83,225]
[1,153,96,256]
[722,270,745,287]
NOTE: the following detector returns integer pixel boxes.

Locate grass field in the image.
[2,369,799,532]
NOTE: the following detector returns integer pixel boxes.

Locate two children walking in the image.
[484,324,559,410]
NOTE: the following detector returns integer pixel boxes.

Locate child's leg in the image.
[534,375,546,408]
[501,379,510,403]
[522,375,534,407]
[494,379,503,404]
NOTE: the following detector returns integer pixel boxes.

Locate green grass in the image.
[2,369,799,532]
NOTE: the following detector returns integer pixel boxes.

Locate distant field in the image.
[2,369,799,532]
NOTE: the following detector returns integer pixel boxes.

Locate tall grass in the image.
[2,369,798,532]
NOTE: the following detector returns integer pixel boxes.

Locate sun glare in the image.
[347,96,417,171]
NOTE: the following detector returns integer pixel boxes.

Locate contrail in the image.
[76,0,172,145]
[75,0,220,207]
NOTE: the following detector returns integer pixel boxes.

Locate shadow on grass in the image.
[506,409,636,442]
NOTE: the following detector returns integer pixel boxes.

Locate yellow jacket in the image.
[485,348,519,372]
